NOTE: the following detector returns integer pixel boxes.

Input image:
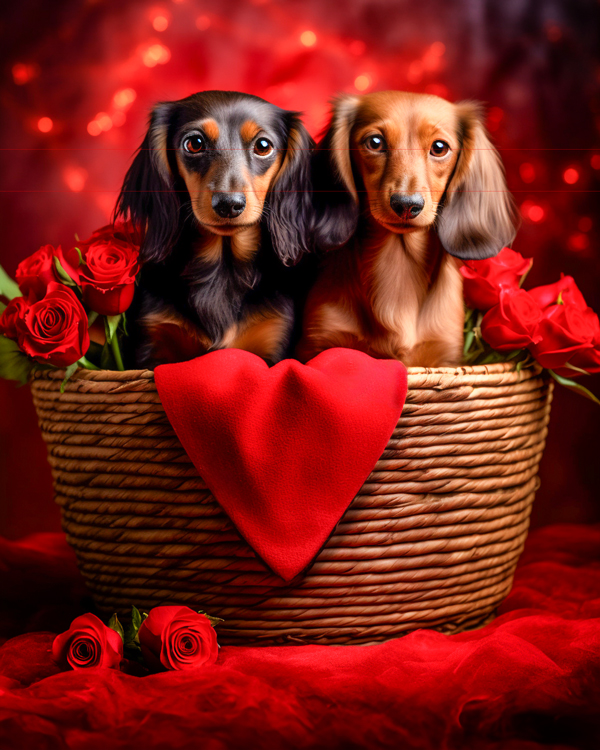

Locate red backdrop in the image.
[1,0,599,537]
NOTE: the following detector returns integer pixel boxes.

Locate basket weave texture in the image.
[31,362,552,645]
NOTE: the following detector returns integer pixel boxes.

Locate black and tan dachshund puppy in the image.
[115,90,313,367]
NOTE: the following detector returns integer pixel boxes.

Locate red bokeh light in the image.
[300,30,317,47]
[142,43,171,67]
[12,63,38,85]
[563,167,579,185]
[37,117,53,133]
[519,163,536,183]
[63,166,88,193]
[578,217,593,232]
[486,106,504,132]
[113,88,137,109]
[567,233,590,252]
[521,200,545,223]
[591,154,600,170]
[195,15,211,30]
[354,74,371,92]
[152,15,169,32]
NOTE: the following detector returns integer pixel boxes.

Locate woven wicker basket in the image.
[30,362,552,645]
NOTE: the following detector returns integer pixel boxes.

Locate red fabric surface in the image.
[0,525,599,749]
[154,348,408,581]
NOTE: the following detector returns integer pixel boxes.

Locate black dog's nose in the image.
[390,193,425,219]
[212,192,246,219]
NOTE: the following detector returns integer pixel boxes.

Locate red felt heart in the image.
[155,348,407,581]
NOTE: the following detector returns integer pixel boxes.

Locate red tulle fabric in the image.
[1,524,599,749]
[155,348,408,581]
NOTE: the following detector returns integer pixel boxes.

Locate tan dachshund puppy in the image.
[298,91,517,366]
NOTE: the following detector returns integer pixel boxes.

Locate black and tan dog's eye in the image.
[183,135,206,154]
[365,135,386,152]
[254,138,274,156]
[430,140,450,157]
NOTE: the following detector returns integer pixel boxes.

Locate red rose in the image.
[528,274,587,310]
[481,288,543,351]
[15,244,59,302]
[52,613,123,670]
[0,296,28,340]
[138,606,219,671]
[73,223,140,316]
[528,302,600,374]
[78,221,143,252]
[460,247,533,311]
[16,282,90,367]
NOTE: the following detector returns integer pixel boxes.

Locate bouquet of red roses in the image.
[0,223,140,387]
[461,247,600,404]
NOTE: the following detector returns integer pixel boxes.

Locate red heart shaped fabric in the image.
[154,348,407,581]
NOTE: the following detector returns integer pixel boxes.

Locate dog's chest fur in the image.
[359,231,464,365]
[184,229,261,341]
[135,227,293,366]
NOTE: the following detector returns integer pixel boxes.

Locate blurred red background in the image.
[0,0,599,538]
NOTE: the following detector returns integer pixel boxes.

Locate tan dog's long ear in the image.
[311,94,361,250]
[437,102,518,260]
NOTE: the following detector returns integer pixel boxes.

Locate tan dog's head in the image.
[312,91,517,259]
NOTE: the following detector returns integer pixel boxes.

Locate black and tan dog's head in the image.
[116,90,313,265]
[311,91,518,259]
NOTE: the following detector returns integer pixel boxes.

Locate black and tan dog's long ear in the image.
[266,113,314,266]
[311,94,361,251]
[114,103,181,263]
[436,102,518,260]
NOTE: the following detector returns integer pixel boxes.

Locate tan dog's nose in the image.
[390,193,424,219]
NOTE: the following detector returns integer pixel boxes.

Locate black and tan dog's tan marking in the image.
[116,90,313,367]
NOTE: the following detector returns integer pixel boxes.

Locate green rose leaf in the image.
[124,605,147,646]
[60,362,79,393]
[108,613,125,642]
[53,257,76,287]
[104,314,122,345]
[198,610,224,628]
[548,370,600,406]
[0,265,21,301]
[0,335,33,385]
[100,341,116,370]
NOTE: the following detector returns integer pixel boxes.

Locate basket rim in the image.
[31,360,538,383]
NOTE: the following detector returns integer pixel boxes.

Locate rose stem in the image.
[111,335,125,371]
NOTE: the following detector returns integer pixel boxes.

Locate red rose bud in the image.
[82,282,136,317]
[138,606,219,671]
[460,247,533,311]
[0,296,28,340]
[74,225,139,315]
[528,302,600,374]
[16,282,90,367]
[481,288,543,351]
[15,244,59,302]
[528,274,588,311]
[77,221,143,253]
[52,613,123,670]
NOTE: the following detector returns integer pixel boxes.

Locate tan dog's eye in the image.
[364,135,386,152]
[183,135,206,154]
[254,138,274,156]
[430,140,450,157]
